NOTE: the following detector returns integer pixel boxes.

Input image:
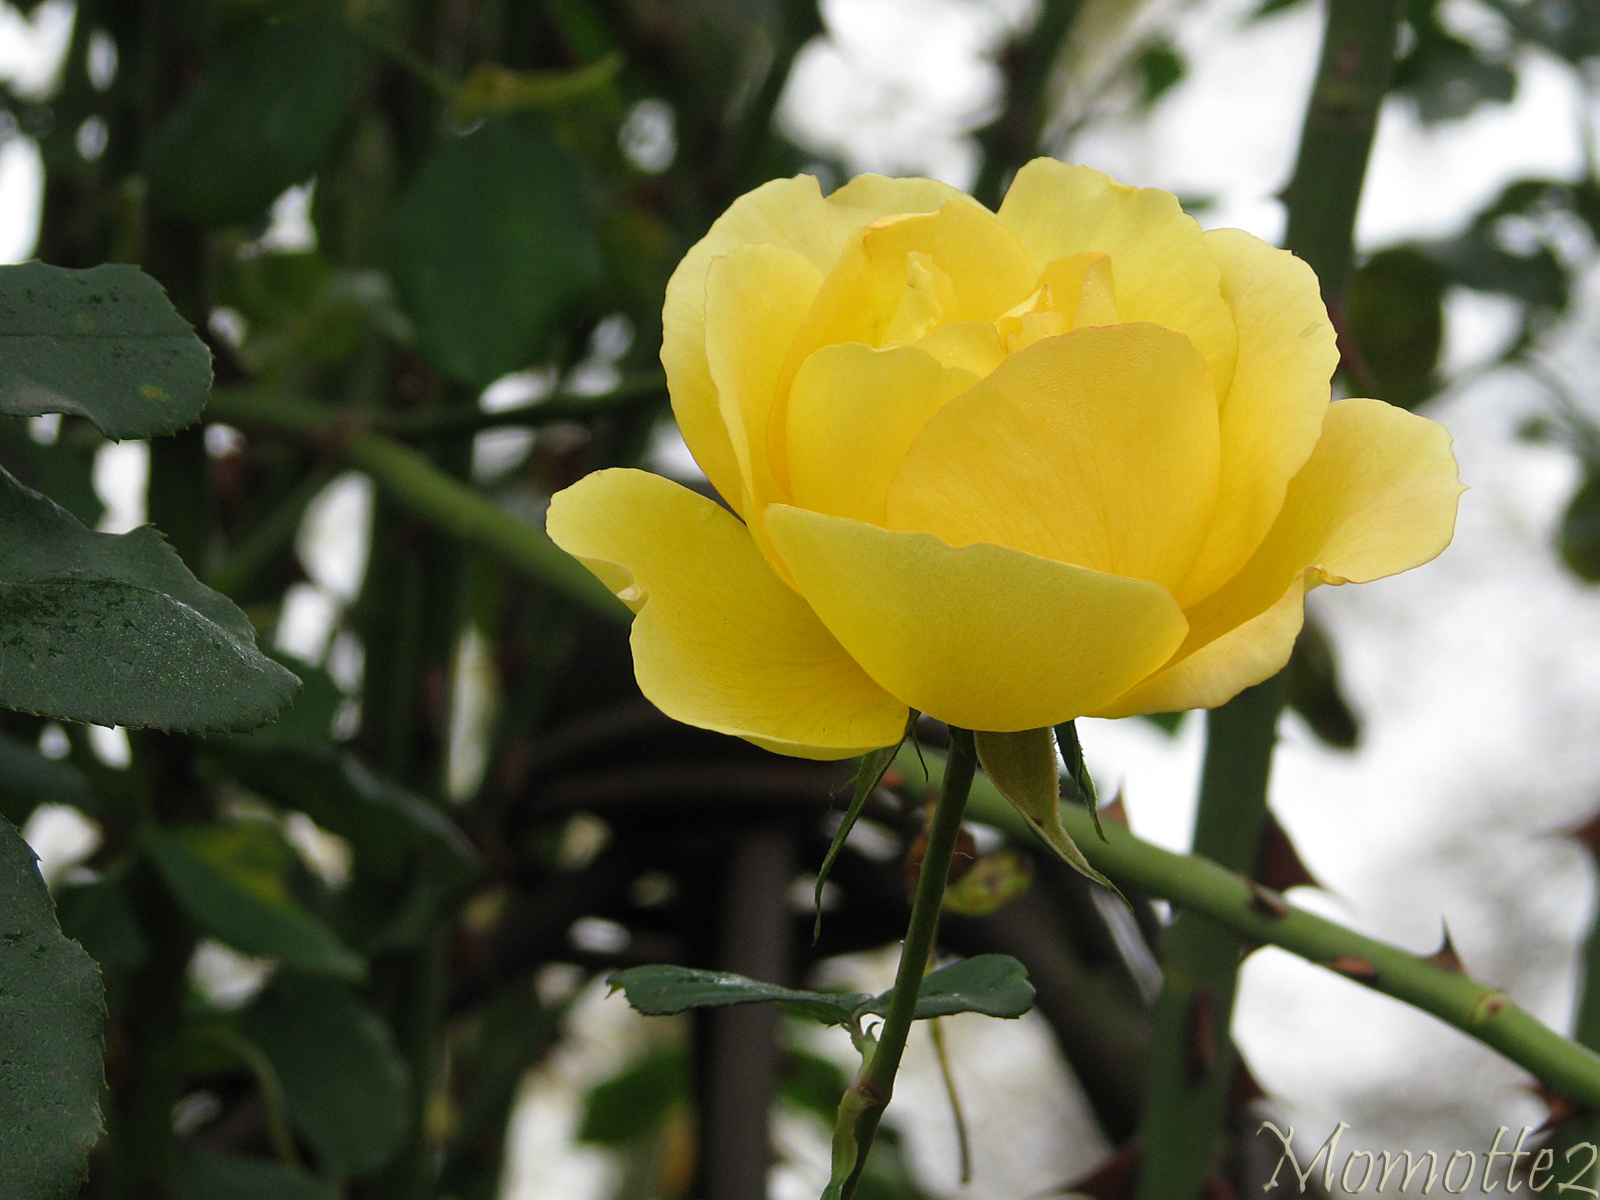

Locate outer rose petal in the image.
[1097,398,1462,717]
[764,504,1189,732]
[996,159,1239,403]
[704,244,823,515]
[1174,228,1340,605]
[886,325,1220,591]
[546,468,909,758]
[662,175,962,510]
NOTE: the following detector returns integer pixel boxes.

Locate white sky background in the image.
[8,0,1600,1194]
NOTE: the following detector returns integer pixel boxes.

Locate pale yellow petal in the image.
[886,325,1220,592]
[786,344,979,525]
[997,159,1238,402]
[1095,398,1463,717]
[704,244,823,512]
[661,176,858,510]
[827,174,970,220]
[913,322,1007,375]
[1036,253,1119,327]
[1174,228,1340,604]
[796,200,1039,355]
[1094,574,1312,717]
[546,469,909,758]
[764,505,1189,732]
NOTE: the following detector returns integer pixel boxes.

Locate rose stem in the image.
[833,726,977,1200]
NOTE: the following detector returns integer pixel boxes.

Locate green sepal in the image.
[974,728,1123,899]
[814,711,917,941]
[1055,719,1107,842]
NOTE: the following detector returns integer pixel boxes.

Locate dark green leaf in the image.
[974,728,1119,894]
[1137,711,1186,736]
[0,420,102,526]
[1393,31,1515,124]
[243,972,409,1179]
[178,1148,339,1200]
[1563,472,1600,582]
[0,467,300,731]
[859,955,1034,1021]
[391,115,602,386]
[1345,247,1445,412]
[1133,40,1185,108]
[781,1049,850,1121]
[0,815,105,1200]
[0,728,90,825]
[0,262,212,439]
[148,11,371,226]
[608,964,869,1027]
[54,877,148,971]
[1286,614,1361,749]
[144,821,364,980]
[577,1047,687,1146]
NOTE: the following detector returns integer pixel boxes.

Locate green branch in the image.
[897,743,1600,1109]
[204,389,627,622]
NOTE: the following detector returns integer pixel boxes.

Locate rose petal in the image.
[997,159,1238,403]
[786,343,979,526]
[547,468,909,758]
[1098,398,1462,716]
[1174,228,1340,605]
[765,504,1188,731]
[886,324,1220,592]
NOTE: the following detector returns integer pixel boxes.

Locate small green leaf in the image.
[1345,246,1444,412]
[1563,471,1600,582]
[54,877,149,971]
[0,815,105,1200]
[0,728,91,825]
[607,964,869,1027]
[390,115,602,386]
[144,821,364,980]
[941,849,1033,917]
[148,11,371,226]
[243,972,410,1179]
[178,1148,339,1200]
[0,262,212,439]
[858,955,1034,1021]
[0,467,300,731]
[577,1047,688,1147]
[974,728,1120,895]
[815,715,915,941]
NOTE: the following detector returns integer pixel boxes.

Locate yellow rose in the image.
[547,160,1463,759]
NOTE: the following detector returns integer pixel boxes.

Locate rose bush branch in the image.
[1136,0,1407,1191]
[896,743,1600,1109]
[202,388,626,621]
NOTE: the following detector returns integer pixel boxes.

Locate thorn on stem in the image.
[1327,954,1378,980]
[1424,923,1467,974]
[1185,987,1218,1082]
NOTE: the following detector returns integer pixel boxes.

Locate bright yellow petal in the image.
[885,324,1220,591]
[913,321,1007,375]
[796,200,1039,354]
[786,343,978,526]
[546,469,909,758]
[704,244,823,513]
[827,174,970,220]
[1095,398,1463,717]
[997,159,1238,403]
[1174,228,1340,605]
[764,504,1189,731]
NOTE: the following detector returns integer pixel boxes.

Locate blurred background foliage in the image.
[8,0,1600,1197]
